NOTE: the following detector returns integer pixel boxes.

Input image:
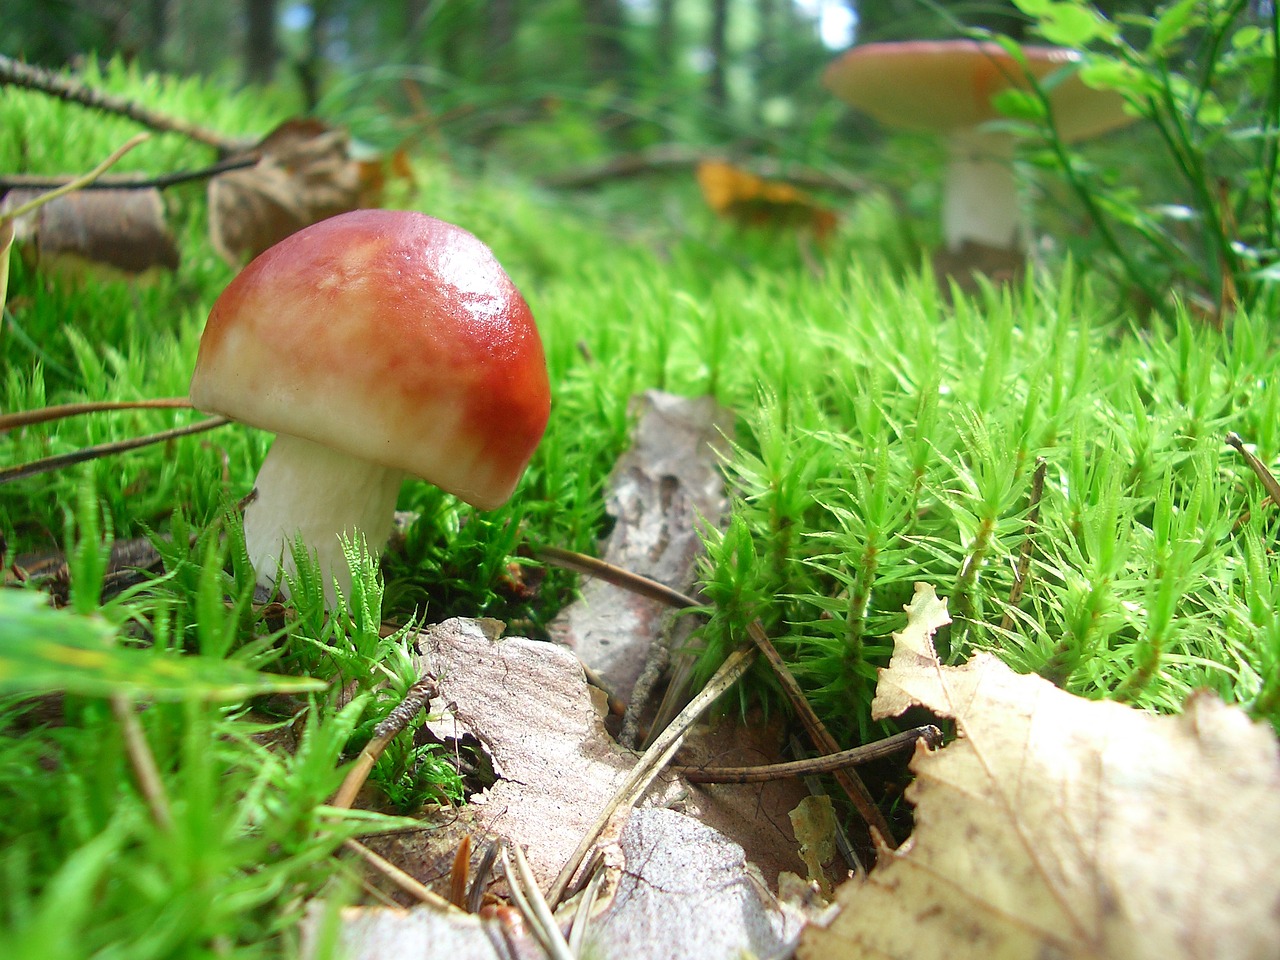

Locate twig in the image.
[0,156,258,192]
[537,143,867,195]
[110,694,173,832]
[0,397,193,432]
[331,677,438,811]
[674,725,941,783]
[0,54,251,153]
[744,618,896,848]
[1,133,152,223]
[547,646,756,907]
[501,843,575,960]
[342,838,459,912]
[467,840,502,914]
[1000,456,1048,633]
[0,416,230,484]
[1227,432,1280,506]
[537,544,896,849]
[534,543,700,610]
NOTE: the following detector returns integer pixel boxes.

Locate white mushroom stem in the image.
[942,128,1025,252]
[242,433,405,605]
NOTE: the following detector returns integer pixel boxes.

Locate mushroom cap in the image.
[190,209,551,511]
[823,39,1133,142]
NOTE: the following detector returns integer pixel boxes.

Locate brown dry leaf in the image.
[207,118,374,264]
[799,583,1280,960]
[1,187,178,280]
[696,159,837,240]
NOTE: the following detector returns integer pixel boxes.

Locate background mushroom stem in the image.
[943,129,1024,252]
[242,433,405,604]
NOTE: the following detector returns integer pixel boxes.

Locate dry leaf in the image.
[207,118,374,264]
[696,160,837,239]
[1,187,178,279]
[799,583,1280,960]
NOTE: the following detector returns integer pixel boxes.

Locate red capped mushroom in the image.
[190,208,551,603]
[824,40,1134,253]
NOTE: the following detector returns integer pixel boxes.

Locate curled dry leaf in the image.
[696,159,837,240]
[207,118,377,264]
[800,583,1280,960]
[1,187,179,279]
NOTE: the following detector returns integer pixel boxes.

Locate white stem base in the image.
[242,433,405,606]
[943,131,1025,253]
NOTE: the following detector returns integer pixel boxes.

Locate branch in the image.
[0,54,253,154]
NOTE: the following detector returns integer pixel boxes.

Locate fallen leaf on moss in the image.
[799,582,1280,960]
[696,159,837,239]
[208,118,374,264]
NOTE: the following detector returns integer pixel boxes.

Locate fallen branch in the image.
[0,416,230,483]
[0,54,252,153]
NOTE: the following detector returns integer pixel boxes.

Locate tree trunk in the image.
[243,0,279,85]
[656,0,677,77]
[581,0,629,85]
[707,0,728,109]
[486,0,518,84]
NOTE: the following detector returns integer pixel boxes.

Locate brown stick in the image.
[330,677,438,811]
[744,618,896,847]
[1227,432,1280,506]
[0,54,252,153]
[0,416,230,484]
[0,397,194,432]
[536,543,897,848]
[674,725,942,784]
[533,543,699,610]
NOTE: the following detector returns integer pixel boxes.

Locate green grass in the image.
[2,59,1280,954]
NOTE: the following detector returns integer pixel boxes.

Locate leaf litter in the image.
[800,583,1280,960]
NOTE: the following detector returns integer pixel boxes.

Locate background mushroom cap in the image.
[190,209,551,511]
[823,39,1133,141]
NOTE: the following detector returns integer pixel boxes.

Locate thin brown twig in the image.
[110,694,173,832]
[674,725,942,784]
[331,677,438,811]
[0,54,251,153]
[744,618,896,848]
[1000,456,1048,633]
[1227,432,1280,506]
[533,543,700,610]
[342,838,459,912]
[0,416,230,484]
[536,543,896,850]
[0,397,193,432]
[501,843,575,960]
[546,646,756,907]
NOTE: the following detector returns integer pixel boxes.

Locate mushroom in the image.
[189,208,551,604]
[823,39,1134,254]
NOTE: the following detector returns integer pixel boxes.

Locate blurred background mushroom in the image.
[823,39,1135,276]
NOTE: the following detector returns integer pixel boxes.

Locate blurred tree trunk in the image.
[656,0,677,77]
[754,0,776,118]
[147,0,168,69]
[708,0,728,108]
[486,0,518,84]
[294,0,335,111]
[581,0,629,85]
[244,0,279,84]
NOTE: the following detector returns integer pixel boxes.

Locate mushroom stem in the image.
[242,433,405,604]
[942,129,1024,252]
